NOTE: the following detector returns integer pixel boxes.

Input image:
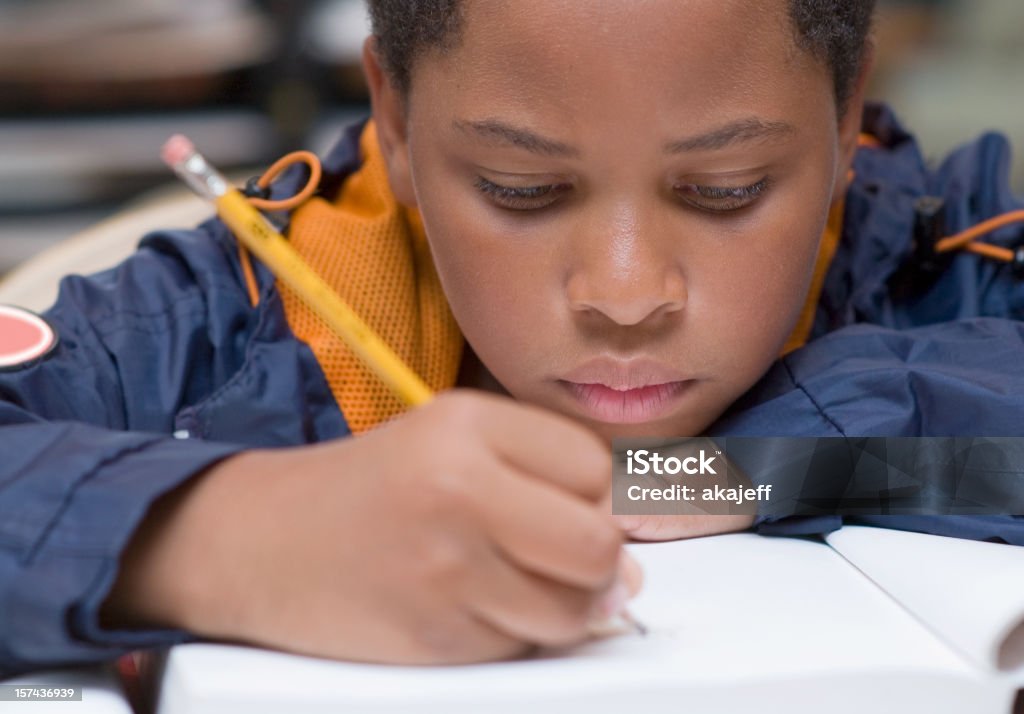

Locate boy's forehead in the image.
[414,0,826,133]
[455,0,796,62]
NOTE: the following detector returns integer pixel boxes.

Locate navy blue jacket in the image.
[1,106,1022,675]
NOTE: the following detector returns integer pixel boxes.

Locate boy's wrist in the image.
[99,450,266,636]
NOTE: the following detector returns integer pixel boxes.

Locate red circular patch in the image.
[0,305,58,369]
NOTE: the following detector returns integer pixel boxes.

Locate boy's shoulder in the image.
[715,104,1024,439]
[818,101,1023,335]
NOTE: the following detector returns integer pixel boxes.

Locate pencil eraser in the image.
[161,134,196,168]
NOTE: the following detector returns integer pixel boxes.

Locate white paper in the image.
[826,525,1024,677]
[158,534,1011,714]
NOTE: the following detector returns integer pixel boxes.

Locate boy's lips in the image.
[557,359,694,424]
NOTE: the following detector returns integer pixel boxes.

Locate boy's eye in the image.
[475,177,569,211]
[474,176,770,213]
[674,178,770,213]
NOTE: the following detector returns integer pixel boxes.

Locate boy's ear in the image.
[833,45,876,200]
[362,37,418,208]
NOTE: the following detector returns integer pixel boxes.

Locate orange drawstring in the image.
[247,151,323,212]
[859,133,1023,270]
[857,133,883,149]
[934,210,1024,264]
[236,150,324,306]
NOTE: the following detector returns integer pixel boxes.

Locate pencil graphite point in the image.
[622,610,648,637]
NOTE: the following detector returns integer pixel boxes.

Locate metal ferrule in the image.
[173,151,230,200]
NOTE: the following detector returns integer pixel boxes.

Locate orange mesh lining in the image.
[781,198,845,356]
[279,123,462,433]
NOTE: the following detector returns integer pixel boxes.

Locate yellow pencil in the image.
[161,134,433,407]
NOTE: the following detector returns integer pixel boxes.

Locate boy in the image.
[1,0,1022,674]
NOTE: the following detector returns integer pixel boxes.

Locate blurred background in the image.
[0,0,1022,277]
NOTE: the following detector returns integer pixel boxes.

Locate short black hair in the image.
[366,0,876,114]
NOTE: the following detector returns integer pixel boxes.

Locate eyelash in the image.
[674,178,771,213]
[474,176,771,213]
[474,177,568,211]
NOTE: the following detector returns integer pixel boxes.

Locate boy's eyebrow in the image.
[452,116,795,157]
[664,118,796,153]
[452,119,580,158]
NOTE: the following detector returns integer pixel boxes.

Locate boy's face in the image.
[369,0,864,441]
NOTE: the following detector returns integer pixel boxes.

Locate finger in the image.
[471,460,623,590]
[466,548,598,648]
[465,391,612,503]
[623,514,756,541]
[619,550,644,597]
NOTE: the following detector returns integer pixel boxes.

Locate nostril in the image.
[567,275,686,325]
[569,296,684,327]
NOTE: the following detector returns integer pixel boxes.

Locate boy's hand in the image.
[616,513,755,541]
[103,390,639,664]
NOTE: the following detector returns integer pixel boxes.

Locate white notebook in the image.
[156,527,1024,714]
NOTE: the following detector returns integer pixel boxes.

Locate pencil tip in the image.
[622,611,648,637]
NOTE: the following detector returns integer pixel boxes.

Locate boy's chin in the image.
[582,414,707,444]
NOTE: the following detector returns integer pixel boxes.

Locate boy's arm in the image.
[0,416,242,676]
[0,223,256,676]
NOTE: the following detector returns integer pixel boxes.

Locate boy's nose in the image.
[567,269,686,326]
[565,209,687,326]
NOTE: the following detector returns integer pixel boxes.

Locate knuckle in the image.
[414,536,472,586]
[419,466,475,516]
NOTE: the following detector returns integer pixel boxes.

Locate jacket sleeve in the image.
[0,223,254,676]
[710,317,1024,545]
